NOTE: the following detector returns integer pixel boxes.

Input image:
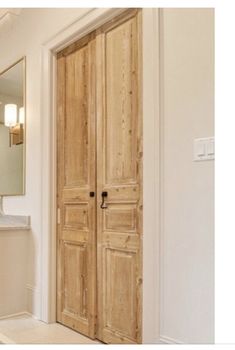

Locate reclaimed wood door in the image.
[56,32,97,339]
[96,9,143,344]
[57,9,142,344]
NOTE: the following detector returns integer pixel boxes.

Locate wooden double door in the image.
[56,9,143,344]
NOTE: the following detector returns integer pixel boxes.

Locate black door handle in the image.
[100,191,108,209]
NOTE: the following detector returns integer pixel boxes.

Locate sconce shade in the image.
[4,104,17,127]
[19,107,25,124]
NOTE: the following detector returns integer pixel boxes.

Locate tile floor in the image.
[0,314,100,344]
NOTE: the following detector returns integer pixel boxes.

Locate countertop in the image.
[0,214,31,230]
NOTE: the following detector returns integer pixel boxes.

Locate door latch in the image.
[100,191,108,209]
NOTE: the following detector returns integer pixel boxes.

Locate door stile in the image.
[56,32,97,339]
[95,9,143,344]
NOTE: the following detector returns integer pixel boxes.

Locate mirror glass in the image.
[0,58,25,195]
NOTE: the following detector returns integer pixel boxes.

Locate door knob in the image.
[100,191,108,209]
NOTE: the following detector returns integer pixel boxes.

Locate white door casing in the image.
[41,8,160,343]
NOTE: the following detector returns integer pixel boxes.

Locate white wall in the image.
[0,8,90,318]
[160,9,214,343]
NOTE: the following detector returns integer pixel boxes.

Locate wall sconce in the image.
[4,104,24,147]
[4,104,17,127]
[19,107,25,124]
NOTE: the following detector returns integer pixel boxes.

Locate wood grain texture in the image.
[96,9,143,344]
[56,34,97,339]
[56,9,142,344]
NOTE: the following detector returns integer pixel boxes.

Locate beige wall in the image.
[160,8,214,343]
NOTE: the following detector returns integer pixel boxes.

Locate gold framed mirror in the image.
[0,57,26,196]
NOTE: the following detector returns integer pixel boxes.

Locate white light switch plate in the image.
[194,137,214,161]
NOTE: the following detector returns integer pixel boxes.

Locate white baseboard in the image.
[22,311,39,320]
[160,335,184,344]
[26,284,40,318]
[0,311,30,321]
[0,311,39,322]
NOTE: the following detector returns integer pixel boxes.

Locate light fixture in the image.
[4,104,17,127]
[19,107,25,124]
[4,103,24,147]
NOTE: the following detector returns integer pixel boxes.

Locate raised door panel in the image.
[96,9,142,344]
[63,242,88,319]
[64,203,89,230]
[104,203,137,232]
[104,248,137,338]
[57,34,96,339]
[105,17,138,185]
[64,47,89,187]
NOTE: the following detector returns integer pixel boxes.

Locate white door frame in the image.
[41,8,160,343]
